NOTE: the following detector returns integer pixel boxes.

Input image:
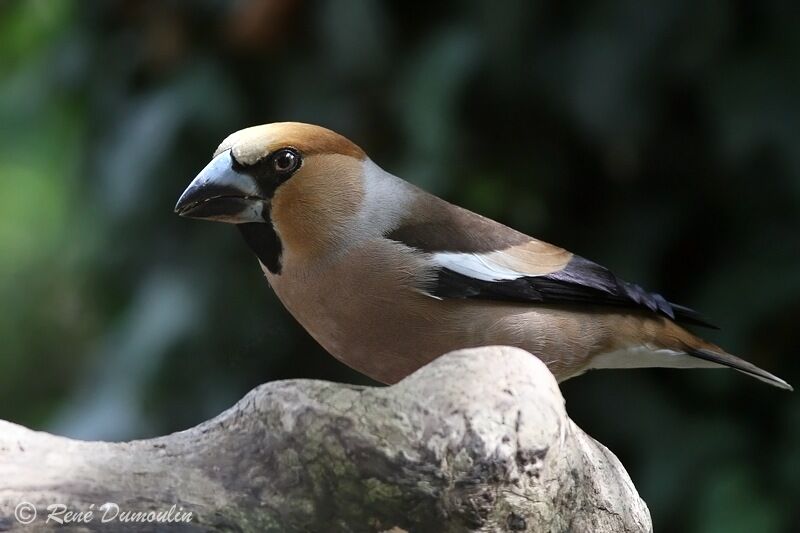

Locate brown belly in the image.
[268,265,600,383]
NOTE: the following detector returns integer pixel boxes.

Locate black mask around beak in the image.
[174,150,267,224]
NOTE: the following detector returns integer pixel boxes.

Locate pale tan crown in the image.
[215,122,366,165]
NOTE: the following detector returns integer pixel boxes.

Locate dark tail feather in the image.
[687,348,793,391]
[670,303,719,329]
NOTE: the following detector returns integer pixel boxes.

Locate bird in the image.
[175,122,791,390]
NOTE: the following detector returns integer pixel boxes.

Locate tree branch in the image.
[0,346,651,532]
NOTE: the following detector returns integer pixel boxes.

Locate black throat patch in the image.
[230,149,302,275]
[237,222,283,274]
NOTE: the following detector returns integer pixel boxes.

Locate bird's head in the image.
[175,122,379,267]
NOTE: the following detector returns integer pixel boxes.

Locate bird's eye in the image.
[272,149,300,174]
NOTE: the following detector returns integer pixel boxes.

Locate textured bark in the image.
[0,346,651,532]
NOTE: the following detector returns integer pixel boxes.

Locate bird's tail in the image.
[685,347,793,391]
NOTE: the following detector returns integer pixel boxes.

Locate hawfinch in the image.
[175,122,791,390]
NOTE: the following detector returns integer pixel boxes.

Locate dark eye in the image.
[272,149,300,174]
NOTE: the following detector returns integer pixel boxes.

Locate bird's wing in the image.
[387,198,716,328]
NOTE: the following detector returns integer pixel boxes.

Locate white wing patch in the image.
[432,252,526,281]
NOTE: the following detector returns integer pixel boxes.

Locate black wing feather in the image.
[432,255,717,329]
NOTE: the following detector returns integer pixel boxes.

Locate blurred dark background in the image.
[1,1,798,531]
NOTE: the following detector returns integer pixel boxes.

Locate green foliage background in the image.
[1,1,798,531]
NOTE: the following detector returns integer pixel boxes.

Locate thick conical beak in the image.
[175,150,267,224]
